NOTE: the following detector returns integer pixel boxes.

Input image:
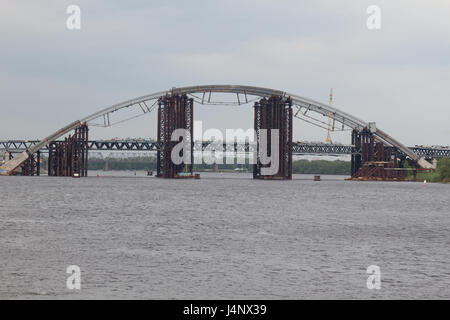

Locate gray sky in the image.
[1,0,449,145]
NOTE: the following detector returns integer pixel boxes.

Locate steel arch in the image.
[0,84,433,175]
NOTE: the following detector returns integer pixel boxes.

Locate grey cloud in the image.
[0,0,449,145]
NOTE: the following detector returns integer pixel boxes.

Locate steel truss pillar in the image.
[157,93,194,178]
[253,95,293,180]
[350,127,413,181]
[351,129,362,176]
[48,124,89,177]
[20,153,35,176]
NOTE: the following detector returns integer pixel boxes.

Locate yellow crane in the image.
[326,88,333,144]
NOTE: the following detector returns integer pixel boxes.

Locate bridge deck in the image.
[1,140,449,158]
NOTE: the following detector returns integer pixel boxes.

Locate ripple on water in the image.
[0,172,449,299]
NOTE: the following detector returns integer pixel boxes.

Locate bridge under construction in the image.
[0,85,447,180]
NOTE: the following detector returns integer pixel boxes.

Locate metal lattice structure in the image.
[20,152,41,176]
[156,94,194,178]
[350,128,416,181]
[0,85,444,175]
[253,96,292,180]
[1,140,449,158]
[47,124,89,177]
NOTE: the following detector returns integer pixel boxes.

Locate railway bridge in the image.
[1,140,448,158]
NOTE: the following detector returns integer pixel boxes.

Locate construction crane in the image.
[326,88,333,144]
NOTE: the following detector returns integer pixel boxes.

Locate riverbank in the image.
[83,158,351,175]
[416,158,450,183]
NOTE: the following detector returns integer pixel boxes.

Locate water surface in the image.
[1,172,449,299]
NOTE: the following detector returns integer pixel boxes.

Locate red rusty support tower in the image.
[20,154,35,176]
[350,127,415,181]
[351,129,362,176]
[157,93,194,178]
[48,123,89,177]
[253,95,293,180]
[20,150,41,176]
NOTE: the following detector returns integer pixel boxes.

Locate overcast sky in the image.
[1,0,449,146]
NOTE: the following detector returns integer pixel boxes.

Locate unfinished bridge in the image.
[0,84,441,180]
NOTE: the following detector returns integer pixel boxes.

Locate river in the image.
[1,172,449,299]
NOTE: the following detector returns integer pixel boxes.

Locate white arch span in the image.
[0,84,433,175]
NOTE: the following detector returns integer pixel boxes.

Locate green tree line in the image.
[416,158,450,183]
[86,157,351,175]
[292,159,350,175]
